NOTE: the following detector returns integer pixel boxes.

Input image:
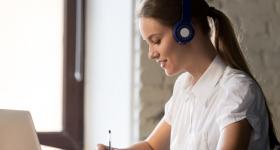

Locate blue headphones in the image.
[173,0,195,44]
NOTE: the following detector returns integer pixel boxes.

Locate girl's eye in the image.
[153,39,161,45]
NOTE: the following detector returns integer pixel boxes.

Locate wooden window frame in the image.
[37,0,85,149]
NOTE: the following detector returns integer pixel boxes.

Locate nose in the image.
[148,47,160,60]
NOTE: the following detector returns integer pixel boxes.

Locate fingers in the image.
[96,144,107,150]
[96,144,120,150]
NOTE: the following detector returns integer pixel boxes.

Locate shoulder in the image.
[215,67,269,145]
[216,66,265,119]
[219,67,258,95]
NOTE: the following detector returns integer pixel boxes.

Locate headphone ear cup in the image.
[173,21,195,44]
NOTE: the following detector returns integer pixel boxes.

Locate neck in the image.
[188,37,217,85]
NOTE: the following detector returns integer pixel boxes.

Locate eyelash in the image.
[152,40,161,45]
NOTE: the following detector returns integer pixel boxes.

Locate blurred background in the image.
[0,0,279,149]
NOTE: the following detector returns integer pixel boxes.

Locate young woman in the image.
[97,0,279,149]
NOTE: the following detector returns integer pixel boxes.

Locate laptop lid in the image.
[0,109,42,150]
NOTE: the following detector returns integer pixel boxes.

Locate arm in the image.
[97,118,171,150]
[217,119,252,150]
[145,118,171,150]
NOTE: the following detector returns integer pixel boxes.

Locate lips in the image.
[156,59,167,68]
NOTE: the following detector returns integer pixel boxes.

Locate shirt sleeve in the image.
[216,77,265,141]
[163,96,173,124]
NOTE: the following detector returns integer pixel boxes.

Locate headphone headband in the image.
[172,0,195,44]
[182,0,191,22]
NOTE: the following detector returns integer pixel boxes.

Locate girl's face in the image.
[139,17,195,76]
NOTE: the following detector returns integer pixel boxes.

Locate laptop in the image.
[0,109,42,150]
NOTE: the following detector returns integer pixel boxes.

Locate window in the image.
[0,0,85,149]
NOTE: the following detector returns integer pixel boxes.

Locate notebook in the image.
[0,109,42,150]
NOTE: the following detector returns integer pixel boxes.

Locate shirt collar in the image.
[190,55,227,105]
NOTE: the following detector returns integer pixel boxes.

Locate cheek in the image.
[165,46,187,71]
[160,33,186,68]
[160,38,177,56]
[163,43,183,63]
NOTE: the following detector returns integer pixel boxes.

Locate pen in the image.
[108,130,111,150]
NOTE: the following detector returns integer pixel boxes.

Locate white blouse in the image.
[164,56,270,150]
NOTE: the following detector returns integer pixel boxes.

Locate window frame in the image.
[37,0,85,149]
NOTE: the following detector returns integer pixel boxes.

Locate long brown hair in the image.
[137,0,279,148]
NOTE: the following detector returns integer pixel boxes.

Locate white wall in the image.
[85,0,134,149]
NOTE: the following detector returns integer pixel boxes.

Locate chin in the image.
[164,69,180,77]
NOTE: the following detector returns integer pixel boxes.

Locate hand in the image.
[96,144,120,150]
[96,144,108,150]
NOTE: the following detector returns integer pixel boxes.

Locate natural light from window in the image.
[0,0,64,149]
